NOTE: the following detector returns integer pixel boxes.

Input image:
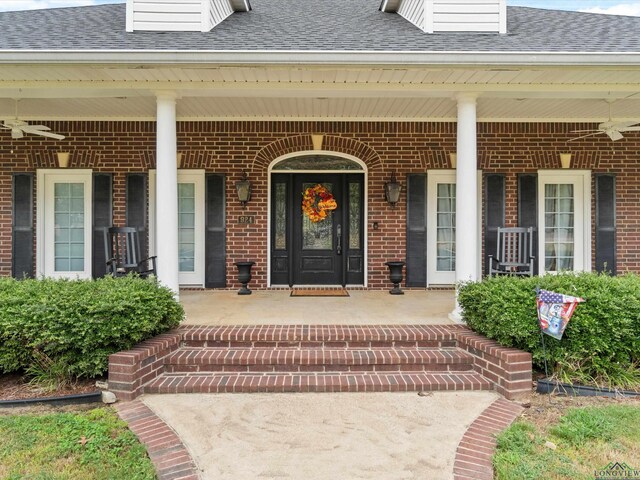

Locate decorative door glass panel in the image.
[302,182,333,250]
[272,155,363,171]
[54,183,85,272]
[275,182,287,250]
[544,183,574,271]
[349,182,361,249]
[436,183,456,272]
[178,183,196,272]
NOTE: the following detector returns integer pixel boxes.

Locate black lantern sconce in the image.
[236,172,252,209]
[384,172,401,208]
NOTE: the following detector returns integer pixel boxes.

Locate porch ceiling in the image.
[1,65,640,121]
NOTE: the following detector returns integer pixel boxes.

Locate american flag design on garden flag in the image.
[536,289,586,340]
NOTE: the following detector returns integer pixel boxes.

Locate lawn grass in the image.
[494,405,640,480]
[0,407,156,480]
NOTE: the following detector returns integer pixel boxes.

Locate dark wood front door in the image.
[293,174,343,285]
[271,173,364,286]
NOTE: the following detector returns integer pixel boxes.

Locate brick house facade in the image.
[2,120,637,290]
[1,1,640,317]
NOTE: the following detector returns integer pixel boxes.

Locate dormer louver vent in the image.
[380,0,506,34]
[126,0,251,33]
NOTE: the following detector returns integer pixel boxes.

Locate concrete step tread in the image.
[178,324,466,343]
[166,347,474,366]
[144,371,492,394]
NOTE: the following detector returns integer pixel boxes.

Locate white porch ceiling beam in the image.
[0,82,639,99]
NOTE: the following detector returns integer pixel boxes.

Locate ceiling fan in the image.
[569,100,640,141]
[1,100,65,140]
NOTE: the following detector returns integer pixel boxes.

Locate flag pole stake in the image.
[540,330,549,379]
[536,286,553,403]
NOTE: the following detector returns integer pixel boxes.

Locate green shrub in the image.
[458,272,640,389]
[0,276,184,378]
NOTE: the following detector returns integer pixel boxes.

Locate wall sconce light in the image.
[384,172,401,208]
[57,152,70,168]
[560,153,572,169]
[449,153,457,169]
[176,152,183,168]
[235,172,251,209]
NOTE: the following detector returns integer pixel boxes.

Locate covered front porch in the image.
[2,59,640,314]
[180,288,456,325]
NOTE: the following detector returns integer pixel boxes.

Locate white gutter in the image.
[0,50,639,66]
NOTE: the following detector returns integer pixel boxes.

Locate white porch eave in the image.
[1,56,640,122]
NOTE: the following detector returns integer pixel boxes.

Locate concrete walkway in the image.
[142,391,499,480]
[180,289,456,325]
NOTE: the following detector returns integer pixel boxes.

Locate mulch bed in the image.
[0,373,99,402]
[521,381,640,431]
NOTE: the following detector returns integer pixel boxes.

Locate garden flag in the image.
[536,289,585,340]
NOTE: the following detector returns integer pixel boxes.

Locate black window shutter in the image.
[406,174,427,287]
[595,174,616,274]
[12,174,34,279]
[92,174,113,279]
[518,174,538,275]
[205,174,226,288]
[126,173,148,259]
[484,174,505,275]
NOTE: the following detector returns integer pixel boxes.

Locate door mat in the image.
[290,289,350,297]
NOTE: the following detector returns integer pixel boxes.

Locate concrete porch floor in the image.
[179,289,456,325]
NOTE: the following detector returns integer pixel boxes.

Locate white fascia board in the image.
[1,50,640,66]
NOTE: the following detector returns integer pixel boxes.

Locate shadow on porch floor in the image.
[179,289,456,325]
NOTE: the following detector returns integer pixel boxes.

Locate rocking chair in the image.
[104,226,157,278]
[488,227,535,277]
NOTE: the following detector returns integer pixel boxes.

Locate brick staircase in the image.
[108,325,532,401]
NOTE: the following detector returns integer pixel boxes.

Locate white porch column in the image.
[450,93,479,322]
[155,92,179,297]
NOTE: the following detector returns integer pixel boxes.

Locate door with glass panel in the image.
[149,170,205,286]
[38,170,93,279]
[538,171,589,273]
[427,171,456,284]
[176,173,205,285]
[271,173,364,286]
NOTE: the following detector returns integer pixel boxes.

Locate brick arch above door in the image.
[252,135,382,172]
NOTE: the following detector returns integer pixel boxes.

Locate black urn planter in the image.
[234,261,255,295]
[385,261,405,295]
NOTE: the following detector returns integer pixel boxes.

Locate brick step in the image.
[164,347,475,373]
[179,325,464,348]
[143,371,493,394]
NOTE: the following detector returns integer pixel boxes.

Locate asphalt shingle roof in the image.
[0,0,639,52]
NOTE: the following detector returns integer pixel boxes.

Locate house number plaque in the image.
[238,215,255,224]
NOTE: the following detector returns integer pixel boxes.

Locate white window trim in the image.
[149,169,205,287]
[427,170,457,285]
[537,169,592,274]
[426,169,482,286]
[36,169,93,279]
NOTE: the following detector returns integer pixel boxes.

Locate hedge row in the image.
[458,273,640,389]
[0,276,184,378]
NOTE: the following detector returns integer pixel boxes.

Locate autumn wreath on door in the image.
[302,184,337,222]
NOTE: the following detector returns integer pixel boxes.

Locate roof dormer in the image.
[126,0,251,33]
[381,0,506,34]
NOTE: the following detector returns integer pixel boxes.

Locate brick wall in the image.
[1,120,639,288]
